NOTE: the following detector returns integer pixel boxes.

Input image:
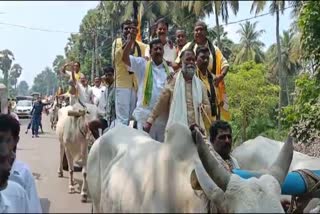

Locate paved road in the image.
[17,115,91,213]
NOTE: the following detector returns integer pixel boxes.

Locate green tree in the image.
[225,61,279,143]
[251,0,303,129]
[181,0,239,49]
[282,74,320,143]
[52,55,69,93]
[0,49,15,90]
[9,63,23,90]
[17,80,29,96]
[266,30,301,105]
[298,1,320,77]
[234,21,265,64]
[207,25,234,60]
[31,67,58,96]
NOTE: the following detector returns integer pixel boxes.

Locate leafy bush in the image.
[225,61,279,144]
[298,1,320,76]
[282,74,320,143]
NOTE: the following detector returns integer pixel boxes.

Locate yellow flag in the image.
[136,5,142,42]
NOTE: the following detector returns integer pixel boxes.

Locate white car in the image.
[14,100,33,118]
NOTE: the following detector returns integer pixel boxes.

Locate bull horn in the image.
[267,136,294,186]
[194,129,230,191]
[191,162,225,201]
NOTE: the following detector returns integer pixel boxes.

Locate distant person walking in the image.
[29,97,49,138]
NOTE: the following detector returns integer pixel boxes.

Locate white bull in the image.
[87,123,293,213]
[56,100,98,202]
[232,136,320,213]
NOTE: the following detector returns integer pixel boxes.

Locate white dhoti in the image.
[115,87,137,125]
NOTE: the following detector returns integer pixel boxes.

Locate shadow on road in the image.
[40,198,51,213]
[37,135,58,140]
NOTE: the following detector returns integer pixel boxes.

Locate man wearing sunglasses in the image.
[208,120,239,171]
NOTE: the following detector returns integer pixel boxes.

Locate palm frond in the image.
[250,1,267,15]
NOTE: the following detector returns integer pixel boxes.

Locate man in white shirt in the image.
[70,71,94,105]
[0,115,30,213]
[0,114,42,213]
[89,66,116,139]
[123,37,174,142]
[145,18,176,66]
[0,180,30,213]
[92,77,106,106]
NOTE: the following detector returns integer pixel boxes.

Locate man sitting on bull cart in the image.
[143,49,211,137]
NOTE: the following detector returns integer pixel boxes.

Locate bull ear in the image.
[267,136,294,186]
[190,169,202,190]
[194,129,230,191]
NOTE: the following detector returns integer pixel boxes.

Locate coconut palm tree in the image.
[251,0,303,129]
[180,1,239,49]
[207,25,234,60]
[234,21,265,64]
[102,1,170,41]
[266,30,301,105]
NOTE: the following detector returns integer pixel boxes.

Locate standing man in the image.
[60,61,85,105]
[92,76,106,106]
[0,114,42,212]
[195,47,219,132]
[60,61,83,82]
[144,49,211,137]
[89,66,116,139]
[123,37,174,142]
[175,29,187,57]
[175,21,230,121]
[145,18,176,65]
[0,114,30,213]
[69,69,93,105]
[30,97,50,138]
[112,20,147,126]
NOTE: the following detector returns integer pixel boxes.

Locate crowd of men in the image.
[56,18,231,143]
[0,17,235,212]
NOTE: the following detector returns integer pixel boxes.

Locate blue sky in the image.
[0,1,293,88]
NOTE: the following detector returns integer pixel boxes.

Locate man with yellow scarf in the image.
[175,21,231,122]
[60,61,83,82]
[122,36,174,142]
[195,47,222,133]
[112,20,147,126]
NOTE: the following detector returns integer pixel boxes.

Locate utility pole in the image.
[95,30,99,78]
[91,31,96,84]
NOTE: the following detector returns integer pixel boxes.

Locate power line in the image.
[0,21,77,34]
[0,4,294,35]
[221,5,294,26]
